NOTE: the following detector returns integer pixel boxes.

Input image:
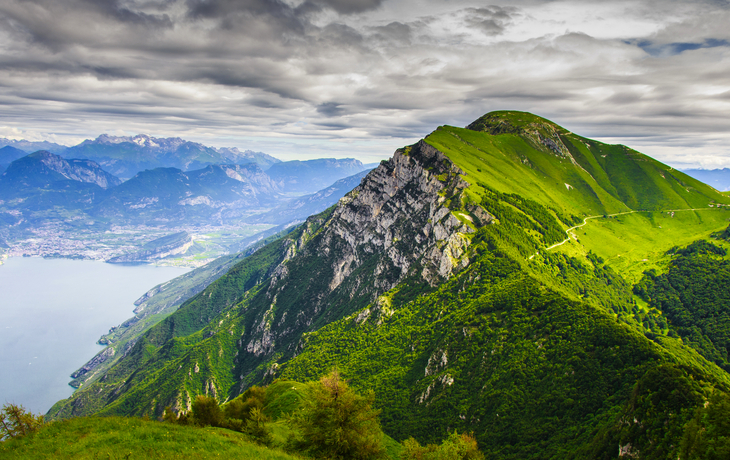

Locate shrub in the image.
[400,431,484,460]
[224,385,266,421]
[191,395,224,427]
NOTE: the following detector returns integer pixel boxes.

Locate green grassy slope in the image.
[45,111,730,459]
[7,379,404,460]
[0,416,298,460]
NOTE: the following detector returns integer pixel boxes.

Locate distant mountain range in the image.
[0,145,29,165]
[266,158,371,194]
[90,163,282,226]
[0,134,282,179]
[0,138,67,155]
[249,169,370,225]
[0,151,122,216]
[0,150,372,229]
[62,134,281,178]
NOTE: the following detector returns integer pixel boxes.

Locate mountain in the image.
[0,151,122,216]
[0,151,121,191]
[46,111,730,458]
[0,138,67,154]
[0,145,28,165]
[249,169,372,225]
[90,164,281,225]
[64,171,375,386]
[265,158,370,194]
[682,168,730,191]
[63,134,280,178]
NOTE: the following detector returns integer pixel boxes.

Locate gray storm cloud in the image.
[0,0,729,166]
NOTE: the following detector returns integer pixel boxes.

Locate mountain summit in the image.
[63,134,281,177]
[48,112,730,459]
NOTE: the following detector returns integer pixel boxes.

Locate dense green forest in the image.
[634,236,730,371]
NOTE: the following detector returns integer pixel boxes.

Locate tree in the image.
[288,370,385,459]
[0,403,44,440]
[680,391,730,460]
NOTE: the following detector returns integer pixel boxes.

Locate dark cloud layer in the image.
[0,0,729,166]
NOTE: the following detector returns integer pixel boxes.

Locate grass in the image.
[425,115,730,226]
[0,416,300,460]
[551,208,730,282]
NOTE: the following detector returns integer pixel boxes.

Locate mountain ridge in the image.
[63,134,281,178]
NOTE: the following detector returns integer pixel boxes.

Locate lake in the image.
[0,257,190,415]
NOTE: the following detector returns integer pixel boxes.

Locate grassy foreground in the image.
[0,416,299,460]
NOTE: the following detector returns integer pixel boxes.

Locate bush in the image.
[0,403,44,440]
[400,431,484,460]
[288,370,385,459]
[191,395,224,427]
[224,385,266,421]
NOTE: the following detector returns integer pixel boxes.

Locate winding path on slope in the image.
[527,207,719,260]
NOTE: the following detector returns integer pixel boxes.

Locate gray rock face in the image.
[242,140,480,364]
[319,139,473,290]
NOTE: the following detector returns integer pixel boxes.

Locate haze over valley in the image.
[0,135,375,266]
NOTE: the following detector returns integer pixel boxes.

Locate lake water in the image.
[0,257,190,415]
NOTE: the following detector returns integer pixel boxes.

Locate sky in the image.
[0,0,729,167]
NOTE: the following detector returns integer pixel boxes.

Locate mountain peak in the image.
[466,110,566,135]
[0,150,121,191]
[90,134,186,150]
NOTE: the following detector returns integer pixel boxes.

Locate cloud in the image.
[462,6,518,36]
[0,0,728,166]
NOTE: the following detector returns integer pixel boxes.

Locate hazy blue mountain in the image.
[0,151,121,193]
[266,158,369,194]
[63,134,280,178]
[0,138,67,154]
[0,151,121,215]
[90,164,282,225]
[682,168,730,191]
[249,169,372,225]
[0,145,28,165]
